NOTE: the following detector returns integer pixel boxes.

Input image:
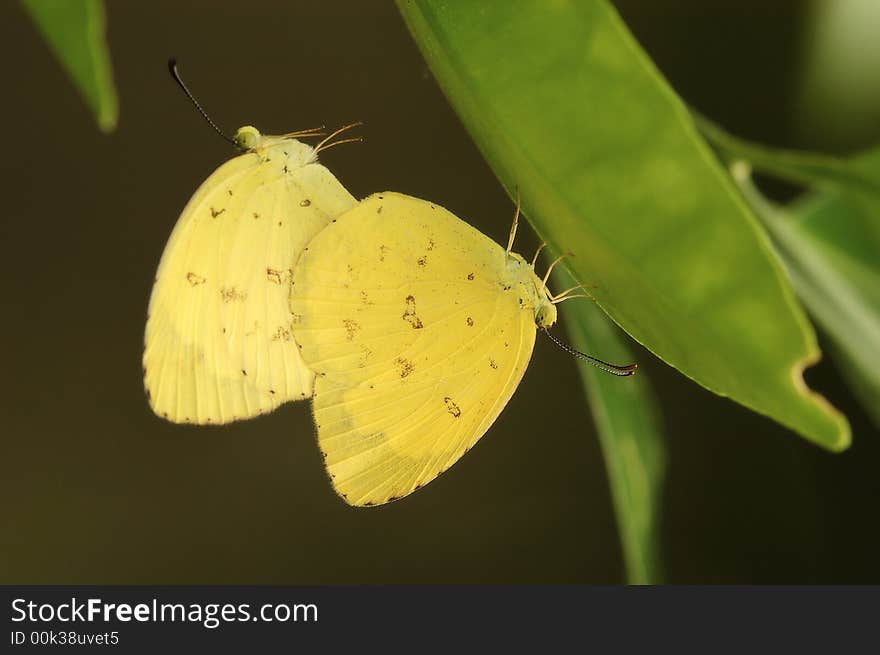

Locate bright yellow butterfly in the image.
[290,192,635,506]
[144,124,358,424]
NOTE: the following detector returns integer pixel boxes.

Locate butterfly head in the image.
[534,294,558,328]
[233,125,262,151]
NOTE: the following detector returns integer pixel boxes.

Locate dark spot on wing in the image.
[466,317,474,327]
[266,267,283,284]
[489,358,498,370]
[186,272,206,286]
[444,397,461,418]
[343,319,361,341]
[220,286,247,303]
[377,205,383,214]
[417,256,427,267]
[210,207,225,218]
[253,212,260,219]
[379,245,389,262]
[467,272,475,280]
[427,239,435,251]
[395,357,415,378]
[300,198,311,207]
[271,326,292,342]
[402,295,423,329]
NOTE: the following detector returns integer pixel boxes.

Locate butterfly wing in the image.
[291,192,537,505]
[144,141,356,424]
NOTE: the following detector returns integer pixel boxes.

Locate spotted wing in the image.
[291,192,537,505]
[144,143,356,424]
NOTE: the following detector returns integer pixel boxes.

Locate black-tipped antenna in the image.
[167,58,238,149]
[542,328,637,377]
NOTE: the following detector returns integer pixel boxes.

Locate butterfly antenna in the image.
[542,328,637,377]
[168,58,238,149]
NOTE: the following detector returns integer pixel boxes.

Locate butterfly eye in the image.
[535,301,557,328]
[233,125,261,151]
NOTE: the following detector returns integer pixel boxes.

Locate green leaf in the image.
[561,292,666,584]
[397,0,849,450]
[22,0,118,132]
[730,162,880,427]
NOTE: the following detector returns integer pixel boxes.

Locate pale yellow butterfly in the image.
[289,192,635,506]
[144,61,360,424]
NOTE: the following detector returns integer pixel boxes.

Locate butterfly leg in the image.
[541,252,573,292]
[313,122,365,157]
[530,242,547,268]
[280,125,327,139]
[550,284,592,304]
[505,187,521,256]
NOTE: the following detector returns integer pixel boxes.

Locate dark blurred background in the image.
[1,1,877,583]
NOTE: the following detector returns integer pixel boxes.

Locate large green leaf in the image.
[397,0,849,450]
[22,0,118,132]
[561,293,666,584]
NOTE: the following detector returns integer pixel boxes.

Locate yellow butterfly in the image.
[290,192,635,506]
[144,61,360,424]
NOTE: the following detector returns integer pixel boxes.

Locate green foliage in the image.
[397,0,858,581]
[22,0,117,132]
